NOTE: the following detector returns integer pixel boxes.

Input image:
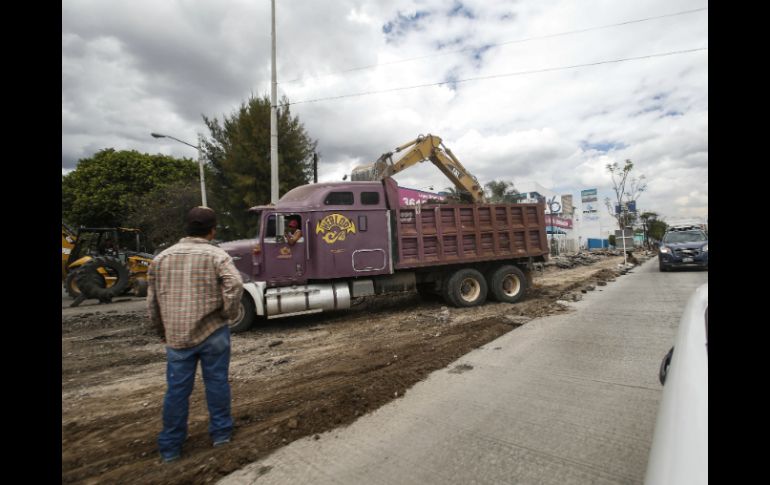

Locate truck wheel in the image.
[229,293,256,333]
[488,265,527,304]
[445,268,488,307]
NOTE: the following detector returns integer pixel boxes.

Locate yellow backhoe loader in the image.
[62,224,153,299]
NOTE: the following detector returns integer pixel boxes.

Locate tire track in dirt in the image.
[62,254,638,484]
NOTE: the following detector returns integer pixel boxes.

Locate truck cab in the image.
[221,181,395,288]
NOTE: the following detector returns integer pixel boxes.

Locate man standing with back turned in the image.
[147,206,244,463]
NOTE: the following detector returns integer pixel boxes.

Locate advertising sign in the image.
[545,195,562,215]
[581,188,598,203]
[582,202,598,213]
[545,215,573,229]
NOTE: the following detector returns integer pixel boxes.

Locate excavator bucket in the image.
[351,163,379,181]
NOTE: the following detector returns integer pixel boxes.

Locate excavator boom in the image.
[351,134,486,202]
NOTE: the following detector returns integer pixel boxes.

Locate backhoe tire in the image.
[65,270,85,298]
[76,257,130,301]
[74,268,109,302]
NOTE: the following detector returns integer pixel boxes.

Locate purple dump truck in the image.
[219,177,549,332]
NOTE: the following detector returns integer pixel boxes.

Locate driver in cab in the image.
[284,219,302,246]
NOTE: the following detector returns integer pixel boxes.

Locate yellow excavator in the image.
[351,134,487,203]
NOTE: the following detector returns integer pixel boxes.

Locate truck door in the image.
[262,213,307,285]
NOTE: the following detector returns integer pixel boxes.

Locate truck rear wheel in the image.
[229,293,256,333]
[488,265,527,303]
[444,268,488,307]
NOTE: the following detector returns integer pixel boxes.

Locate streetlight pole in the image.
[151,132,208,207]
[270,0,279,204]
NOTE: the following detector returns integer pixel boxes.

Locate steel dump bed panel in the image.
[393,203,548,269]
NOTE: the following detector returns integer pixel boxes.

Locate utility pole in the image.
[270,0,279,204]
[197,133,207,207]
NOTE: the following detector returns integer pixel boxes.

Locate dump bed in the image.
[392,202,549,270]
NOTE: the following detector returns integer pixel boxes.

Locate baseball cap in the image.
[186,206,217,234]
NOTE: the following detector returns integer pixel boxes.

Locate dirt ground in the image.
[62,254,637,484]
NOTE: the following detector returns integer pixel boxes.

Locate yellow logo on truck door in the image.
[316,214,356,244]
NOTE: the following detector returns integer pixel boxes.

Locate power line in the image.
[284,47,707,106]
[280,7,707,85]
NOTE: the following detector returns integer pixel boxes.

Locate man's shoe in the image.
[213,437,231,447]
[161,452,181,463]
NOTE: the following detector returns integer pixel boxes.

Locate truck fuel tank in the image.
[265,282,351,319]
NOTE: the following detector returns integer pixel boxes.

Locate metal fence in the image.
[549,237,578,255]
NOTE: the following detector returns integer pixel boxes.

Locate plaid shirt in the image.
[147,237,244,349]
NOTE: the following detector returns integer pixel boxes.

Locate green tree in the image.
[648,218,668,243]
[202,94,317,239]
[484,180,520,203]
[62,149,200,227]
[639,211,660,249]
[125,179,215,251]
[441,186,473,203]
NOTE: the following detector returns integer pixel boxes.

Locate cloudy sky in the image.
[62,0,708,223]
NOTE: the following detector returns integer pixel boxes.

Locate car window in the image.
[662,231,707,244]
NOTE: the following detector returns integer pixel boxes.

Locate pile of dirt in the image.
[62,255,626,484]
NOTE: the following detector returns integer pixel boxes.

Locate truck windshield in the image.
[663,231,707,243]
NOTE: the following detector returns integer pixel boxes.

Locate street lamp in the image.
[151,132,208,207]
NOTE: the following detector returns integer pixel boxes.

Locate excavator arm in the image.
[351,134,486,203]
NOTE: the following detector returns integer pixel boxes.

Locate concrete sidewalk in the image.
[220,260,707,485]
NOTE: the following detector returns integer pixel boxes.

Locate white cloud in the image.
[62,0,707,220]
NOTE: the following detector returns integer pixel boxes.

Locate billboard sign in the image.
[581,188,598,203]
[545,195,562,215]
[583,202,598,213]
[545,215,573,229]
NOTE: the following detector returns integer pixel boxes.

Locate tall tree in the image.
[202,94,317,239]
[62,149,200,227]
[125,179,217,251]
[484,180,520,203]
[648,218,668,243]
[639,211,659,249]
[604,159,647,230]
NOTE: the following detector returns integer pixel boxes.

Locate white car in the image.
[644,283,708,485]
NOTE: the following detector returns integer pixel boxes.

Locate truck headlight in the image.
[702,244,708,252]
[659,246,670,254]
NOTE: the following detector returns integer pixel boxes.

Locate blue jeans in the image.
[158,325,233,459]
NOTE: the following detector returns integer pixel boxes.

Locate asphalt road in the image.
[219,260,707,485]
